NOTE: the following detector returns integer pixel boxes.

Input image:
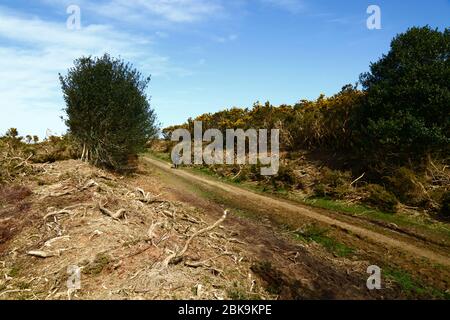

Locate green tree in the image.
[60,54,158,170]
[358,26,450,161]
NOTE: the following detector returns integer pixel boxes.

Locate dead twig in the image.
[0,289,32,297]
[43,209,72,221]
[350,173,365,186]
[98,202,127,220]
[185,252,233,268]
[44,236,71,247]
[14,154,33,169]
[80,179,98,191]
[170,210,228,265]
[147,221,163,245]
[27,250,57,258]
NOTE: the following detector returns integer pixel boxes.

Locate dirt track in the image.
[1,158,448,299]
[143,156,450,268]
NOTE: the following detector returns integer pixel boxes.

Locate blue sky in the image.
[0,0,449,138]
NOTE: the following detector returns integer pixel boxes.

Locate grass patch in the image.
[384,267,450,299]
[83,252,112,275]
[304,197,389,215]
[146,150,171,162]
[8,264,22,277]
[293,224,354,257]
[226,281,262,300]
[303,197,450,241]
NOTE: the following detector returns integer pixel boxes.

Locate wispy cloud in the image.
[212,33,238,43]
[260,0,305,13]
[41,0,224,26]
[0,6,187,136]
[1,0,309,136]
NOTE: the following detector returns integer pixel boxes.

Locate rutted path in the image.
[143,156,450,268]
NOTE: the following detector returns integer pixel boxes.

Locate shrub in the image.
[313,184,328,197]
[313,168,352,199]
[320,168,352,188]
[60,54,158,171]
[268,164,297,190]
[365,184,399,213]
[31,135,78,164]
[386,167,426,206]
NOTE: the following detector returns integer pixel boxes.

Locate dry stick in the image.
[147,221,163,244]
[44,236,71,247]
[43,209,72,221]
[80,143,86,162]
[136,188,148,199]
[169,210,228,265]
[185,252,233,268]
[14,154,33,169]
[0,289,32,297]
[350,172,365,186]
[138,194,164,204]
[80,179,98,191]
[27,250,57,258]
[98,202,127,220]
[231,166,243,181]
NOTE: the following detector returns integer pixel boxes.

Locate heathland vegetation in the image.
[155,26,450,219]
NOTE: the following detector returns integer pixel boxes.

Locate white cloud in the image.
[260,0,304,13]
[114,0,223,23]
[212,33,238,43]
[41,0,303,27]
[0,7,186,137]
[41,0,224,26]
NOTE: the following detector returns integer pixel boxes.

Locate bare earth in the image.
[0,158,449,300]
[143,157,450,267]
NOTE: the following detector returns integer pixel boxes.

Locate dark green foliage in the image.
[313,168,352,199]
[267,164,296,190]
[251,261,284,295]
[358,26,450,161]
[365,184,399,213]
[440,191,450,218]
[60,54,158,170]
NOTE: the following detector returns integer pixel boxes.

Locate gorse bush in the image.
[164,85,363,154]
[0,128,79,184]
[165,27,449,168]
[365,184,399,213]
[313,168,353,199]
[60,54,158,171]
[440,191,450,218]
[158,26,448,215]
[31,135,79,164]
[385,167,426,206]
